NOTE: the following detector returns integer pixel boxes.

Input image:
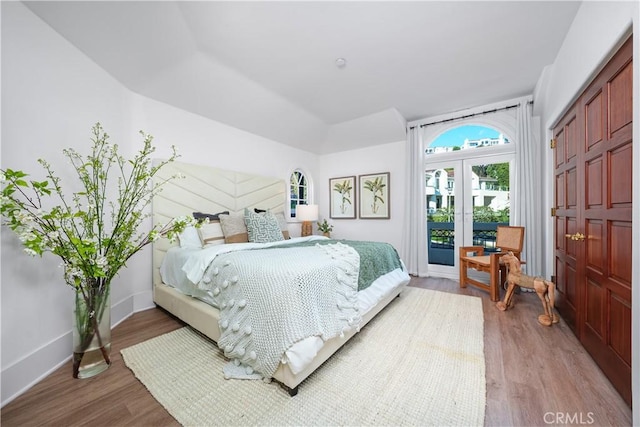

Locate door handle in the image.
[564,232,586,241]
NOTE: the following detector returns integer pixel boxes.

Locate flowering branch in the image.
[1,123,196,378]
[1,123,195,286]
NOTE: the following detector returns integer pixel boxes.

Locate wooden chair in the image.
[459,226,525,302]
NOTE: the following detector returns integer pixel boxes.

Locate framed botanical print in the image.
[359,172,390,219]
[329,176,356,219]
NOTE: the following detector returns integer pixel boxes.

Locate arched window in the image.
[289,169,309,218]
[426,124,510,155]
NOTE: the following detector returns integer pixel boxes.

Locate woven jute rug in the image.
[122,287,486,426]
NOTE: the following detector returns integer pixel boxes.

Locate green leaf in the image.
[6,169,28,179]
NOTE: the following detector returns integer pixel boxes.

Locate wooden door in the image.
[554,106,581,333]
[553,37,632,406]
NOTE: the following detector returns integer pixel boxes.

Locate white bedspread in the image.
[159,237,330,307]
[206,242,361,379]
[159,237,410,376]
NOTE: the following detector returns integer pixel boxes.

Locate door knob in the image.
[564,232,586,241]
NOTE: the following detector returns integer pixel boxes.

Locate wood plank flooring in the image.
[1,277,632,426]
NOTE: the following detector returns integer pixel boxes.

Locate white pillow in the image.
[273,212,291,239]
[178,226,202,248]
[219,212,249,243]
[198,221,225,246]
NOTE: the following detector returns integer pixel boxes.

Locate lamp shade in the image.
[296,204,318,221]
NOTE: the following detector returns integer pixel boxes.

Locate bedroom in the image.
[1,1,638,425]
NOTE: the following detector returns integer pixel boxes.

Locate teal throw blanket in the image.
[266,239,403,291]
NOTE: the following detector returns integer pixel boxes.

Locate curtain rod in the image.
[410,100,533,130]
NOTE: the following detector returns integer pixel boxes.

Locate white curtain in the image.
[401,125,429,276]
[513,101,541,275]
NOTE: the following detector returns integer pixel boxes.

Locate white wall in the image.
[1,1,132,405]
[0,2,319,406]
[317,141,406,251]
[532,1,639,422]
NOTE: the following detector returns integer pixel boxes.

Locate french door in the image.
[426,153,514,279]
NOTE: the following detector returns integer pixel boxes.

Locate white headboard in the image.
[152,160,287,287]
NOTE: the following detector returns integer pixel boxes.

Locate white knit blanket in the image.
[198,242,361,380]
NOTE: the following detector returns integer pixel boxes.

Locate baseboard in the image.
[432,271,460,281]
[133,289,154,313]
[1,294,135,407]
[0,329,71,407]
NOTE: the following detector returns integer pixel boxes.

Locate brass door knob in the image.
[564,232,586,241]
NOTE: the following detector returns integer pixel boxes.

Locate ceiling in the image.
[23,1,582,154]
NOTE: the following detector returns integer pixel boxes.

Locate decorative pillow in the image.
[198,220,225,246]
[218,212,249,243]
[178,226,202,248]
[254,209,290,239]
[244,208,284,243]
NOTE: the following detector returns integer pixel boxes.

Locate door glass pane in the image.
[471,162,510,252]
[426,125,510,155]
[426,167,456,266]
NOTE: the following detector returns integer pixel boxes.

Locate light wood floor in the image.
[1,277,632,426]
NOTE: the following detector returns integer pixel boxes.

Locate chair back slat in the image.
[496,226,524,253]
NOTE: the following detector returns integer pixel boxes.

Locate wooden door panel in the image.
[556,217,565,251]
[608,61,632,134]
[609,221,632,289]
[566,117,578,163]
[567,169,577,208]
[586,157,603,208]
[555,256,565,292]
[585,91,604,150]
[609,143,633,207]
[555,255,576,330]
[565,214,578,297]
[585,278,604,337]
[555,128,565,168]
[609,293,632,365]
[566,264,578,302]
[586,220,603,272]
[564,264,578,330]
[555,173,565,210]
[582,303,631,406]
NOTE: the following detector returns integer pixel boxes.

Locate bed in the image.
[152,161,410,395]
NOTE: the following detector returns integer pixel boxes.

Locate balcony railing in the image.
[427,222,508,266]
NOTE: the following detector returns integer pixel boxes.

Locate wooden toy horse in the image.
[496,251,559,326]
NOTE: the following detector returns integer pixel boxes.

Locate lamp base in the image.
[301,221,313,237]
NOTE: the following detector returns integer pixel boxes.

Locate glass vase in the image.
[73,278,111,379]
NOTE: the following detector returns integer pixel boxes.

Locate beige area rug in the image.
[121,287,485,426]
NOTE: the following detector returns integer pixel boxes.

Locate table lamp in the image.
[296,204,318,237]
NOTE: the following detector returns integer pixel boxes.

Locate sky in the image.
[430,125,500,147]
